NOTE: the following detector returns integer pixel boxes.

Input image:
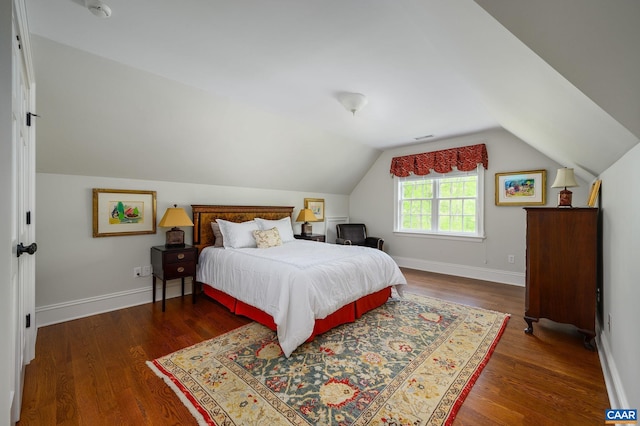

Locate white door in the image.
[10,4,37,422]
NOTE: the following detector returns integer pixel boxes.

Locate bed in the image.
[192,205,407,357]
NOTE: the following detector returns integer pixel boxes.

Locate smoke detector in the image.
[87,1,112,18]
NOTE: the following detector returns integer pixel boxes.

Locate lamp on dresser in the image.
[158,204,194,247]
[551,167,579,207]
[296,208,317,236]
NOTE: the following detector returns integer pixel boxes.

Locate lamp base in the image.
[557,188,573,207]
[165,227,185,248]
[301,222,312,236]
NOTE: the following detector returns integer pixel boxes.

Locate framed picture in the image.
[495,170,546,206]
[304,198,325,222]
[587,179,601,207]
[93,188,157,237]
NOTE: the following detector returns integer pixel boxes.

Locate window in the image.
[395,166,484,239]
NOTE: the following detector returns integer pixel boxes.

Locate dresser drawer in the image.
[163,250,196,263]
[163,261,196,279]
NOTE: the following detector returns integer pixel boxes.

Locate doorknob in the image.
[17,242,37,257]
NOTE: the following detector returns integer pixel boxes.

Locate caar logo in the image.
[605,409,637,424]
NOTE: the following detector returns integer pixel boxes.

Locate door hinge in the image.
[16,35,21,50]
[26,314,31,328]
[26,112,40,127]
[26,211,31,225]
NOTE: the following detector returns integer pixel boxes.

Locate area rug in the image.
[147,293,509,425]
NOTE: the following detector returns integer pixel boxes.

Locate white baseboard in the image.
[35,281,191,328]
[36,258,523,327]
[597,330,628,409]
[392,256,525,287]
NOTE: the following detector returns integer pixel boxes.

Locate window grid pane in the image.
[399,181,434,231]
[398,173,479,235]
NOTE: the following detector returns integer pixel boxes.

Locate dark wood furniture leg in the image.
[524,316,537,334]
[162,278,166,312]
[579,330,596,351]
[152,276,156,303]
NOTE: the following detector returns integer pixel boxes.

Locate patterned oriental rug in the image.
[148,294,509,425]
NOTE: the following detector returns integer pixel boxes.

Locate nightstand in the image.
[294,234,326,242]
[150,245,198,311]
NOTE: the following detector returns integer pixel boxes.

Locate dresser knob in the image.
[177,253,185,259]
[177,267,184,273]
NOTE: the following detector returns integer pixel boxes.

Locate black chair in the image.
[335,223,384,250]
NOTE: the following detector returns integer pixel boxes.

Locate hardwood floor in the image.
[18,268,609,425]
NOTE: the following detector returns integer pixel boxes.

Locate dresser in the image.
[523,208,598,349]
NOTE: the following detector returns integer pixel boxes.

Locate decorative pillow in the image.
[255,217,295,243]
[216,219,260,249]
[252,227,282,249]
[210,222,224,248]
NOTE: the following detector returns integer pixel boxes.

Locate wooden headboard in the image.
[191,205,294,254]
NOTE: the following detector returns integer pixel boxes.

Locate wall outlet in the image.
[142,265,152,276]
[133,266,142,277]
[507,254,515,264]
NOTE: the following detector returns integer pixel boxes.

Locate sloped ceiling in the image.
[474,0,640,177]
[25,0,638,193]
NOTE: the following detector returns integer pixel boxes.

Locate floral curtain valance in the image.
[389,143,488,177]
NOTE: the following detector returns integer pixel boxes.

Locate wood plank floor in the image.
[18,268,609,425]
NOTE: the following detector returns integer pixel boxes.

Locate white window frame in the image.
[393,165,485,241]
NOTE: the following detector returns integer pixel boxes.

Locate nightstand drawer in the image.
[163,261,196,279]
[164,250,196,263]
[294,234,326,242]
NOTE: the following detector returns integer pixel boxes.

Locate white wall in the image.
[599,143,640,409]
[349,128,591,285]
[35,173,348,326]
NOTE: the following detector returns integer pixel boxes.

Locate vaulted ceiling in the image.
[25,0,639,194]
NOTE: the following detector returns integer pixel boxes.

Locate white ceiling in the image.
[24,0,639,191]
[25,0,500,149]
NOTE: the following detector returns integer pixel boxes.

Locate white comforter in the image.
[197,240,407,357]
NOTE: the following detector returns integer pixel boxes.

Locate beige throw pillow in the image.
[253,227,282,248]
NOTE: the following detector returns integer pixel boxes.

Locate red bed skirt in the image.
[202,285,392,341]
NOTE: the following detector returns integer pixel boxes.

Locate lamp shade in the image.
[296,208,317,222]
[158,205,194,228]
[551,168,579,188]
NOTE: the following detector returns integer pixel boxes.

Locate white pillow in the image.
[216,219,260,249]
[255,217,295,243]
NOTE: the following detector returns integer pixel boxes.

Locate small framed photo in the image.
[495,170,546,206]
[304,198,325,222]
[587,179,601,207]
[93,188,157,237]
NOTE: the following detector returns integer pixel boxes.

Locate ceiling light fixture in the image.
[337,92,368,116]
[87,1,112,18]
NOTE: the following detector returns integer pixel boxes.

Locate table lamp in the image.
[296,208,317,236]
[158,204,194,247]
[551,168,579,207]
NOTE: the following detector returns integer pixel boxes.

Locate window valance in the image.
[389,143,488,177]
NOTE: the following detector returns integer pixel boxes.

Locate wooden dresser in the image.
[523,207,598,349]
